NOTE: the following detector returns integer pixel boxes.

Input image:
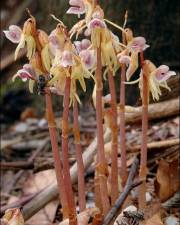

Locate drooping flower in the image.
[60,50,74,67]
[15,16,37,60]
[37,29,52,72]
[127,37,149,53]
[12,64,36,82]
[79,49,96,69]
[126,60,176,101]
[154,65,176,82]
[3,25,22,43]
[66,0,85,15]
[74,39,91,53]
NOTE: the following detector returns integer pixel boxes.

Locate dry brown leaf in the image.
[143,213,164,225]
[155,159,179,201]
[23,169,58,225]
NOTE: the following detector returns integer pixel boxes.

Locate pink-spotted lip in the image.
[60,50,74,67]
[88,18,106,30]
[3,25,22,43]
[155,65,176,81]
[74,39,91,53]
[128,37,149,52]
[118,55,131,66]
[15,64,36,82]
[66,0,85,15]
[79,49,96,69]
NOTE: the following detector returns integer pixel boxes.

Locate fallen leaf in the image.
[155,159,180,201]
[23,169,58,225]
[143,213,164,225]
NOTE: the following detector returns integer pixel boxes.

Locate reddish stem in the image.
[119,31,128,187]
[119,64,127,187]
[45,91,69,219]
[139,51,148,209]
[73,86,86,212]
[61,76,77,222]
[95,46,110,215]
[107,70,119,204]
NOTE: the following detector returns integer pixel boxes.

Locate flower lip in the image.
[79,49,96,69]
[60,50,74,67]
[155,65,176,81]
[66,0,85,15]
[14,64,36,82]
[74,39,91,53]
[128,36,149,52]
[88,18,106,30]
[118,55,131,66]
[3,25,22,43]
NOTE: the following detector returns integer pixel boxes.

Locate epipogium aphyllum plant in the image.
[67,0,127,211]
[124,31,176,208]
[4,0,177,223]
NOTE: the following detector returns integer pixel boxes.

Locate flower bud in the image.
[23,17,36,36]
[37,29,49,48]
[30,52,47,73]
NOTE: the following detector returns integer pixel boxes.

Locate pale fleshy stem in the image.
[73,83,86,212]
[107,70,119,204]
[138,51,148,209]
[61,76,77,224]
[119,34,127,187]
[45,90,69,219]
[95,45,110,215]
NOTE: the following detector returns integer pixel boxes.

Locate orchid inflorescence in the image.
[3,0,176,222]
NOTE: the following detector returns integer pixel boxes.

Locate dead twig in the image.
[102,158,140,225]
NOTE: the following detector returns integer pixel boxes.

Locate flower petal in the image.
[79,49,96,69]
[88,18,106,29]
[128,36,149,53]
[60,50,74,67]
[66,0,85,15]
[118,55,131,66]
[3,25,22,43]
[155,65,176,81]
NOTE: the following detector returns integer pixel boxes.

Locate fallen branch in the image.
[124,98,179,123]
[128,138,180,152]
[102,158,140,225]
[22,128,111,221]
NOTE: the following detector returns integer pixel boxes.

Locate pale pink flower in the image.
[13,64,36,82]
[66,0,85,15]
[118,55,131,66]
[84,28,91,36]
[88,18,106,30]
[3,25,22,43]
[74,39,91,53]
[154,65,176,81]
[128,37,149,53]
[79,49,96,69]
[60,50,74,67]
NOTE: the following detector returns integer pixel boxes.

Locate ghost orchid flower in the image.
[60,50,74,67]
[14,17,36,60]
[12,64,36,82]
[118,55,131,67]
[128,37,149,53]
[3,25,22,43]
[154,65,176,82]
[66,0,85,15]
[88,18,106,29]
[79,49,96,69]
[74,38,91,53]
